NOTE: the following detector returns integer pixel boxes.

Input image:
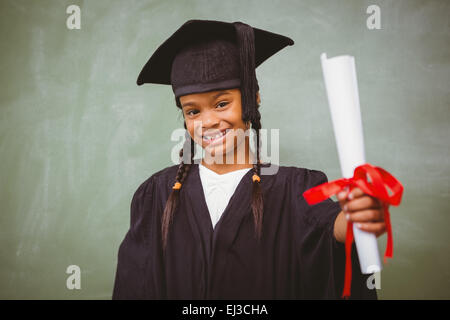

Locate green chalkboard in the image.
[0,0,449,299]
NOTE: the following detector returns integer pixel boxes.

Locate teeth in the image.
[203,130,228,141]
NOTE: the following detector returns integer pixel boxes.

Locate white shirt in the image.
[198,163,252,229]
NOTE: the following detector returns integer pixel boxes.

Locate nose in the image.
[201,110,220,130]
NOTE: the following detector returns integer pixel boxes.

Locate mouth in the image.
[202,129,231,145]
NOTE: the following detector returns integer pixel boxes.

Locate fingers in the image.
[337,187,386,238]
[348,187,365,200]
[353,222,386,237]
[344,194,382,212]
[345,209,384,223]
[337,189,349,209]
[337,186,353,209]
[337,187,364,200]
[337,187,368,208]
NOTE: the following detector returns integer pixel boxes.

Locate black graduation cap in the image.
[137,19,294,122]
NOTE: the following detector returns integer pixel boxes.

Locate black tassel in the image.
[233,22,259,123]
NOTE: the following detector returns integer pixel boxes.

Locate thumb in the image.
[337,186,350,209]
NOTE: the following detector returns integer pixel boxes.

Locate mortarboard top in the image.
[137,19,294,121]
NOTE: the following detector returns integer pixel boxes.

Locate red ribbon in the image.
[302,163,403,299]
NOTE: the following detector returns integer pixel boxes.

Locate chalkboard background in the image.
[1,0,449,299]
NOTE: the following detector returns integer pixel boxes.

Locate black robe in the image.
[112,163,377,299]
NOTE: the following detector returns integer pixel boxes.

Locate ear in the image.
[256,91,261,105]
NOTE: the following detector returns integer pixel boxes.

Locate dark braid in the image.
[161,116,194,251]
[250,109,264,240]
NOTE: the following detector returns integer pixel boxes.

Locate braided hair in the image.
[161,118,195,251]
[160,95,263,251]
[249,108,263,240]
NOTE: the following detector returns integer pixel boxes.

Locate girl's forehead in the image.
[180,89,239,106]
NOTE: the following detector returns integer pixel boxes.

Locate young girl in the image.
[112,19,386,299]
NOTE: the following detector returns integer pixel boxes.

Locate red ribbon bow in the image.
[302,163,403,298]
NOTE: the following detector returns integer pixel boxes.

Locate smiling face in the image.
[180,88,260,161]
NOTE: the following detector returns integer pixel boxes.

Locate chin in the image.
[206,142,242,163]
[205,146,227,159]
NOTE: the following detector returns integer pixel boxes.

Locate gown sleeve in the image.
[112,176,162,299]
[295,169,377,299]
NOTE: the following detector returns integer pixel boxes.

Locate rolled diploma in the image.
[320,53,381,274]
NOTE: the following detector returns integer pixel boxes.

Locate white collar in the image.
[198,163,252,228]
[199,163,252,179]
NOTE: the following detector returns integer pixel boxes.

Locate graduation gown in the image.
[112,163,377,300]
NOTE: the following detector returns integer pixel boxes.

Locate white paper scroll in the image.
[320,53,381,274]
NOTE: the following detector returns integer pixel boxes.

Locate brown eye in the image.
[186,109,199,116]
[216,102,228,108]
